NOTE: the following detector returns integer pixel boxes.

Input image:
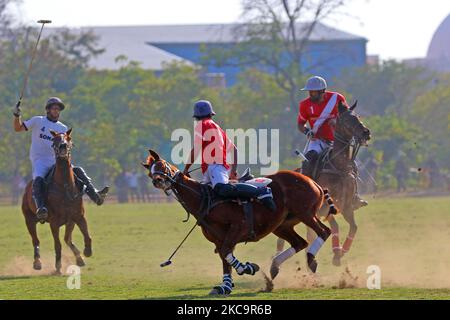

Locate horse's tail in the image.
[323,189,338,216]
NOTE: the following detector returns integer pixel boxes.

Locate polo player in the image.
[297,76,368,210]
[183,100,276,211]
[13,97,109,221]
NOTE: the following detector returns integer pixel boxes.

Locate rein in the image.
[150,161,203,223]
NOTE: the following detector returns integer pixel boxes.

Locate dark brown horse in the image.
[142,149,336,295]
[278,101,371,266]
[22,129,92,274]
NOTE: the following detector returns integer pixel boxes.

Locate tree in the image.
[204,0,349,110]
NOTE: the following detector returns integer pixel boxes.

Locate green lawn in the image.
[0,197,449,300]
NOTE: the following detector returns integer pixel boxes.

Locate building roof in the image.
[47,22,366,70]
[427,14,450,61]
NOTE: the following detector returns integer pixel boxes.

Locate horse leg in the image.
[341,211,358,257]
[302,216,331,273]
[50,223,62,275]
[75,215,92,257]
[64,221,85,267]
[270,224,309,280]
[25,216,41,270]
[219,225,260,278]
[327,215,343,266]
[209,253,234,296]
[275,238,285,257]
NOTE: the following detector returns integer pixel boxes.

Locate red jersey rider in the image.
[297,76,367,210]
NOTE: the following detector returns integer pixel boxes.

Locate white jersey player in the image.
[13,97,109,220]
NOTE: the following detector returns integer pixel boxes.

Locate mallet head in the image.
[160,260,172,268]
[37,20,52,24]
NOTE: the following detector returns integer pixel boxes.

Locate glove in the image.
[304,128,314,139]
[13,101,22,117]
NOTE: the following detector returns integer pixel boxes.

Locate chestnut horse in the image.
[142,149,336,295]
[278,101,371,266]
[22,129,92,274]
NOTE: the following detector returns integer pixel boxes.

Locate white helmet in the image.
[301,76,327,91]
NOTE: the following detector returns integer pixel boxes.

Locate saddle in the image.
[43,165,85,193]
[198,168,272,242]
[310,147,356,180]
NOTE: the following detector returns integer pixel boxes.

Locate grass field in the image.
[0,196,449,300]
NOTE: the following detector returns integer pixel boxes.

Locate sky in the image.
[11,0,450,60]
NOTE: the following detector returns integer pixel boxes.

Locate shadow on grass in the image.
[0,275,33,281]
[141,291,262,300]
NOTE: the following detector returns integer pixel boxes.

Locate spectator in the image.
[127,170,140,203]
[114,170,129,203]
[394,157,408,193]
[138,173,152,202]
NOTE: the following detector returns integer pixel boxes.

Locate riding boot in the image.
[73,166,109,206]
[301,151,319,179]
[214,183,276,212]
[32,177,48,222]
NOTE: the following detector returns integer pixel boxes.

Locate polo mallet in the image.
[160,222,198,268]
[16,19,52,108]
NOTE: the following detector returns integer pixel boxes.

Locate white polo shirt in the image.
[23,116,68,161]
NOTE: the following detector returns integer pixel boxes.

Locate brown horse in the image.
[142,149,336,295]
[22,129,92,274]
[278,101,371,266]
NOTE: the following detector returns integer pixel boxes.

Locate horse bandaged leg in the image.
[307,237,325,257]
[225,253,259,276]
[210,274,234,296]
[342,235,355,254]
[330,224,341,253]
[272,247,296,268]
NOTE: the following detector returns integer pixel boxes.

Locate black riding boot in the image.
[73,166,109,206]
[32,177,48,222]
[214,183,276,212]
[301,151,319,178]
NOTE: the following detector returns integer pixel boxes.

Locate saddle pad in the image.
[244,178,272,188]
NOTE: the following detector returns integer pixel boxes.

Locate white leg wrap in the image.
[273,247,296,268]
[308,237,325,256]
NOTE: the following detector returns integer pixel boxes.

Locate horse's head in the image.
[336,101,371,145]
[50,128,73,160]
[141,149,180,192]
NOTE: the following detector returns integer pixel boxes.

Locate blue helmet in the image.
[301,76,327,91]
[193,100,216,118]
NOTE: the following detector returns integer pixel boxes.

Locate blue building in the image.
[54,23,367,86]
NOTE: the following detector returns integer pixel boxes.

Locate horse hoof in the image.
[307,253,318,273]
[332,254,341,267]
[33,261,42,270]
[245,263,260,276]
[76,257,85,267]
[84,248,92,257]
[209,286,231,296]
[270,264,279,280]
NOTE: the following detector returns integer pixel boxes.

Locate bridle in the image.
[330,111,369,165]
[52,135,72,160]
[148,160,202,223]
[50,135,80,201]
